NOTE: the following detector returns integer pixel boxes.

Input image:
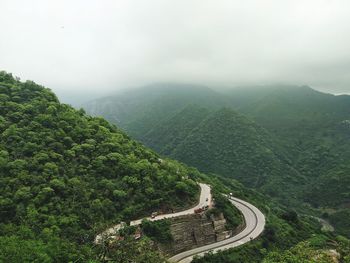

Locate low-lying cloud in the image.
[1,0,350,103]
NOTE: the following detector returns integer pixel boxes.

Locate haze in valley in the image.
[1,0,350,105]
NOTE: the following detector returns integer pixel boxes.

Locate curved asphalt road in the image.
[131,183,211,226]
[96,183,265,263]
[95,183,211,243]
[169,196,266,263]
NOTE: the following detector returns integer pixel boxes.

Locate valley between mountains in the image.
[1,72,350,262]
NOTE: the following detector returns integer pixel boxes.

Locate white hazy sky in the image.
[1,0,350,103]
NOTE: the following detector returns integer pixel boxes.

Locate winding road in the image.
[169,195,265,262]
[95,183,265,263]
[95,183,211,243]
[130,183,212,226]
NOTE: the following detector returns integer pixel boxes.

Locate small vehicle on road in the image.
[194,208,203,214]
[151,212,158,218]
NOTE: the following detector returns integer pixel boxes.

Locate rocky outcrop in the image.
[160,212,234,256]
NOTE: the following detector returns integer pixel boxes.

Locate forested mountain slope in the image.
[169,108,303,200]
[139,105,305,203]
[83,84,350,237]
[0,72,200,262]
[1,72,349,262]
[194,174,350,263]
[140,100,350,227]
[239,87,350,237]
[239,86,350,175]
[240,85,350,128]
[142,105,210,155]
[84,83,228,138]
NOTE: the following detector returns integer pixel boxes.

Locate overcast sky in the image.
[1,0,350,103]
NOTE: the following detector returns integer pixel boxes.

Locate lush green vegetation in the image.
[84,84,350,237]
[3,73,350,262]
[238,87,350,238]
[206,189,242,230]
[0,72,201,262]
[195,234,350,263]
[262,235,350,263]
[84,84,227,139]
[141,219,173,243]
[125,105,304,206]
[98,236,167,263]
[143,104,210,155]
[170,108,303,203]
[329,209,350,238]
[193,234,350,263]
[193,173,350,263]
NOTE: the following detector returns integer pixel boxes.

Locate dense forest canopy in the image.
[84,84,350,238]
[1,71,349,262]
[0,71,199,262]
[170,108,302,198]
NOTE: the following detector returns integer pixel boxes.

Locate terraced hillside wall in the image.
[159,212,240,256]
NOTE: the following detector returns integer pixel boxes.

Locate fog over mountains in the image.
[2,0,350,104]
[83,83,350,239]
[2,0,350,262]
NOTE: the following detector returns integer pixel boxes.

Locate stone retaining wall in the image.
[159,212,237,256]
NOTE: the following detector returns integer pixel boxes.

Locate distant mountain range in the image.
[83,83,350,237]
[1,71,349,262]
